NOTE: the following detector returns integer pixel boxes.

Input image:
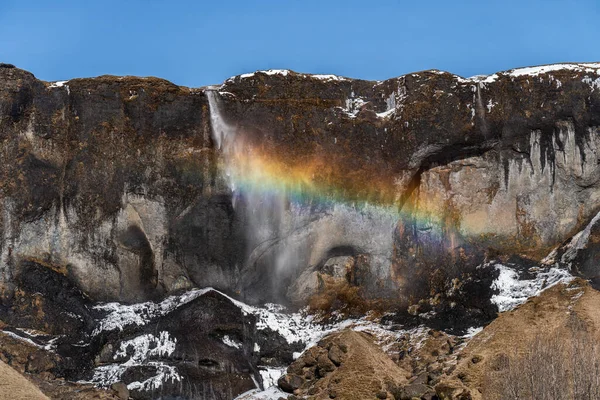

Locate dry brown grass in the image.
[483,320,600,400]
[445,278,600,399]
[304,329,409,399]
[0,360,49,400]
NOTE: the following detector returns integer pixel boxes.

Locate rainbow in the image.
[221,142,453,234]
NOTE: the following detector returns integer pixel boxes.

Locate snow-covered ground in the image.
[83,255,575,396]
[490,263,573,312]
[88,287,351,393]
[234,69,348,82]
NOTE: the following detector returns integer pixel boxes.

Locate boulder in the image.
[399,383,434,399]
[277,374,304,393]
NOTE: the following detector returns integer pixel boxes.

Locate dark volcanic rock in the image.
[1,64,600,309]
[0,262,299,400]
[278,373,304,393]
[398,383,434,400]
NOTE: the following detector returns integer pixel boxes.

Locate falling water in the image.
[205,89,398,301]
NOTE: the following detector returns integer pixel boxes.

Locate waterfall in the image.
[475,83,489,138]
[205,89,397,302]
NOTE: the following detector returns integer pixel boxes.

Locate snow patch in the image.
[88,362,182,392]
[234,386,288,400]
[508,63,600,77]
[490,263,573,312]
[460,73,499,84]
[115,331,177,365]
[126,364,181,392]
[460,63,600,84]
[48,80,68,88]
[93,288,212,334]
[259,368,284,389]
[462,326,483,339]
[582,75,600,90]
[222,335,242,349]
[1,330,46,350]
[342,96,368,118]
[236,70,347,82]
[47,80,70,94]
[85,331,180,392]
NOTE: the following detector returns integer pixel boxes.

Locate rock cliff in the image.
[2,62,600,307]
[1,62,600,399]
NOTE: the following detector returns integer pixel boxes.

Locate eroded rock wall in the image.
[1,63,599,306]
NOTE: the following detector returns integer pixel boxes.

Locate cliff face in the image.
[1,62,600,308]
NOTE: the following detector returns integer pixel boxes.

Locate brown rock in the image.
[304,366,316,380]
[435,380,472,400]
[302,347,320,367]
[287,359,305,375]
[307,386,320,395]
[328,344,343,366]
[409,371,429,385]
[111,382,129,400]
[278,374,305,393]
[25,354,54,375]
[316,353,336,377]
[471,355,483,364]
[400,383,433,400]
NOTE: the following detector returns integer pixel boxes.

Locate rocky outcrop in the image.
[277,329,410,399]
[545,210,600,285]
[0,259,307,399]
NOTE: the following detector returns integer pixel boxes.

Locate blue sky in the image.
[1,0,599,87]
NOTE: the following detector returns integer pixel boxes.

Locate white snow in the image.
[459,73,499,84]
[93,288,212,334]
[262,69,289,76]
[458,63,600,84]
[48,80,68,88]
[582,75,600,90]
[376,108,397,119]
[88,362,182,392]
[47,80,70,95]
[93,286,334,348]
[85,331,181,392]
[115,331,177,365]
[508,63,600,77]
[312,74,347,81]
[342,97,368,118]
[1,330,45,349]
[235,69,347,82]
[90,285,487,396]
[490,263,573,312]
[222,335,242,349]
[462,326,483,339]
[234,386,288,400]
[126,364,182,392]
[258,368,284,389]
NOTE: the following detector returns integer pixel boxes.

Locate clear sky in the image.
[1,0,599,87]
